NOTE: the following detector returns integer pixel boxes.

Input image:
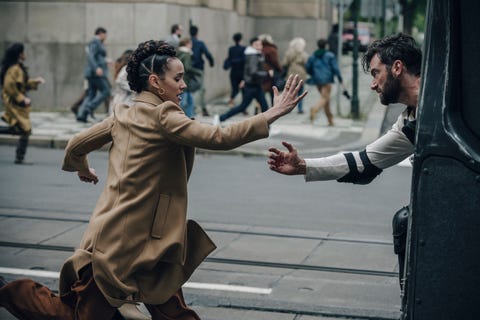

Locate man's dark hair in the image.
[362,33,422,76]
[316,39,327,49]
[95,27,107,35]
[249,37,259,45]
[233,32,242,43]
[189,25,198,37]
[171,24,180,34]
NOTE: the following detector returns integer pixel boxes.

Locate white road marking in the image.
[0,267,60,278]
[184,282,272,294]
[0,267,272,295]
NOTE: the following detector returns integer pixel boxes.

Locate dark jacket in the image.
[176,47,202,92]
[306,49,343,85]
[191,37,214,71]
[243,46,267,86]
[84,37,108,78]
[224,44,246,77]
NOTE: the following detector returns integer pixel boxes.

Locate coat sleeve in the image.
[86,40,100,72]
[305,110,414,184]
[3,66,26,105]
[62,116,114,172]
[305,56,314,76]
[329,54,343,83]
[202,42,215,67]
[157,102,269,150]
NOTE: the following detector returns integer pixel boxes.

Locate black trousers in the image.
[0,125,30,161]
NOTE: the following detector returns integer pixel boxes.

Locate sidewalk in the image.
[0,59,385,157]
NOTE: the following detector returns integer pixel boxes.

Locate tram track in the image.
[0,210,398,278]
[0,212,393,246]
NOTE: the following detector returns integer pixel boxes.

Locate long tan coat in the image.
[59,91,269,307]
[1,64,39,132]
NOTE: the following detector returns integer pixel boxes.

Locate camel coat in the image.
[1,64,39,133]
[60,91,270,307]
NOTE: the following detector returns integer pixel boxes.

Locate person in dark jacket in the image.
[190,25,214,116]
[215,37,270,123]
[223,32,246,107]
[306,38,343,126]
[76,27,111,123]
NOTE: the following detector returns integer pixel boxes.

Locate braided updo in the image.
[126,40,177,93]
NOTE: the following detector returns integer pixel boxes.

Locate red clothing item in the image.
[262,43,283,92]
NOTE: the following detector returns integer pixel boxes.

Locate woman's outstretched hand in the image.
[263,74,308,124]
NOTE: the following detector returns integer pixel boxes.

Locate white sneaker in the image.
[212,114,220,126]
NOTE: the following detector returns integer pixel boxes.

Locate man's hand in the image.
[95,67,104,77]
[268,141,306,175]
[78,168,99,185]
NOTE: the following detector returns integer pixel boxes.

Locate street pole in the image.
[351,0,360,119]
[381,0,386,37]
[336,0,344,117]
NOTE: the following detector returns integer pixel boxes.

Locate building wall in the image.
[0,1,332,110]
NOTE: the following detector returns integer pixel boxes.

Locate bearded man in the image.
[267,33,422,286]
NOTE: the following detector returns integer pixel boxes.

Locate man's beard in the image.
[380,71,401,105]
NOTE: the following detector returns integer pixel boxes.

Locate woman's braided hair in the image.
[126,40,177,93]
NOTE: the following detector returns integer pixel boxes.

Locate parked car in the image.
[342,24,374,53]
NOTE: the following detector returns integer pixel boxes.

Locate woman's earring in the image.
[158,87,165,95]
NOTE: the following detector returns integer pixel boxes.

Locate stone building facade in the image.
[0,0,334,110]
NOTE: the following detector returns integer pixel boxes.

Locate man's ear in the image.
[391,60,404,77]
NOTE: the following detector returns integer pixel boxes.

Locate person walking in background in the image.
[214,37,270,124]
[223,32,246,107]
[282,37,308,114]
[76,27,111,123]
[0,39,306,320]
[165,23,183,48]
[306,38,344,126]
[259,34,283,106]
[177,37,202,118]
[0,43,45,164]
[109,49,134,114]
[190,25,214,116]
[327,24,340,57]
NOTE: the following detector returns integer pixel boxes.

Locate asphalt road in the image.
[0,145,412,319]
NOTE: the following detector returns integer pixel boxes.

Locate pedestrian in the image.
[177,37,202,118]
[109,49,134,114]
[0,40,306,320]
[190,25,214,116]
[259,34,283,107]
[76,27,111,123]
[306,38,344,126]
[0,43,45,164]
[282,37,308,114]
[267,33,422,287]
[327,24,340,57]
[165,23,183,48]
[223,32,246,107]
[214,37,269,124]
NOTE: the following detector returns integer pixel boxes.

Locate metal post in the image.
[381,0,386,37]
[351,0,360,119]
[336,0,344,117]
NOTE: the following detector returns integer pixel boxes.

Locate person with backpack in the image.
[306,38,344,126]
